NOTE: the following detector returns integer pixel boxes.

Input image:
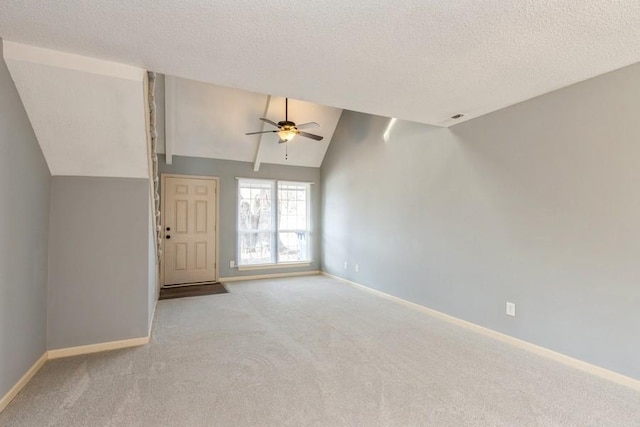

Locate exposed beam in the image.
[253,94,272,172]
[164,75,176,165]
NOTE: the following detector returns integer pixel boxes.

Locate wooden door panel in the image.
[195,242,207,270]
[195,201,207,233]
[175,200,188,234]
[175,243,188,270]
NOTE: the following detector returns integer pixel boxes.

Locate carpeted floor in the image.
[1,275,639,426]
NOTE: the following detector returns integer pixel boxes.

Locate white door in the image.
[163,176,217,285]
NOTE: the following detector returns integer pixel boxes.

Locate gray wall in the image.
[47,177,151,349]
[159,155,321,278]
[0,41,51,398]
[148,200,158,330]
[321,63,640,379]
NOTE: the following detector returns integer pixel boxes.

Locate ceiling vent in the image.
[437,113,467,127]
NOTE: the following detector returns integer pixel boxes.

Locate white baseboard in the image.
[322,272,640,391]
[0,352,47,413]
[220,270,320,283]
[48,336,150,360]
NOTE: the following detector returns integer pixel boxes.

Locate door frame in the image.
[160,173,220,287]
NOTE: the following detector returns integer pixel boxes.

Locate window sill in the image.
[237,262,311,272]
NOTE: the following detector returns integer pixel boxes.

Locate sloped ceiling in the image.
[3,41,149,178]
[163,76,343,168]
[1,1,639,126]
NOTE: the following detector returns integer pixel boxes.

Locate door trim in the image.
[160,173,220,287]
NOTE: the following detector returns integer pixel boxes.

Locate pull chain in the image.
[285,140,288,160]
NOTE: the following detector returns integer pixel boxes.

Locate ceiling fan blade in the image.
[245,130,278,135]
[259,118,280,128]
[297,131,323,141]
[295,122,319,130]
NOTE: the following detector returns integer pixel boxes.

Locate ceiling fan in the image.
[245,98,323,143]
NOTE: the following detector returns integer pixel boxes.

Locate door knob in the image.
[166,235,171,239]
[166,227,171,231]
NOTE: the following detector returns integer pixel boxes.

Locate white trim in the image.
[0,352,47,414]
[322,272,640,391]
[220,270,320,282]
[48,337,149,360]
[278,179,315,186]
[2,41,144,81]
[238,262,311,271]
[235,176,274,182]
[235,177,315,184]
[162,173,220,181]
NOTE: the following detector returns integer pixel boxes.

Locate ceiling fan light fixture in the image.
[278,129,296,142]
[246,98,322,150]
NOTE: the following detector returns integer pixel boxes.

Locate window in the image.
[238,180,275,265]
[277,182,310,263]
[238,179,311,266]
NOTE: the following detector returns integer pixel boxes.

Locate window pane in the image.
[277,182,310,262]
[239,181,273,232]
[277,183,308,231]
[238,180,275,265]
[278,232,308,262]
[239,231,274,265]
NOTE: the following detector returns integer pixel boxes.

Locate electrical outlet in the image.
[344,261,348,269]
[506,302,516,317]
[230,260,236,268]
[355,264,359,272]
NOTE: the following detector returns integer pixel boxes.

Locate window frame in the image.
[236,178,312,270]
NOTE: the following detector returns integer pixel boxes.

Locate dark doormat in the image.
[159,282,228,300]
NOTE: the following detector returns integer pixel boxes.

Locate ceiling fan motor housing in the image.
[278,121,296,128]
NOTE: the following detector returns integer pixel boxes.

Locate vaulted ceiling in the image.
[2,40,342,176]
[3,2,640,176]
[163,76,343,168]
[1,1,639,127]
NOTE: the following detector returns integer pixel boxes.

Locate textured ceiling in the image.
[163,76,343,167]
[3,41,149,178]
[1,1,639,126]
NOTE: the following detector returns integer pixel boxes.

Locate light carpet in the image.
[2,275,639,426]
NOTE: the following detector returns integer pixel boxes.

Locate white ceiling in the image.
[3,41,149,178]
[1,1,639,126]
[164,76,343,168]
